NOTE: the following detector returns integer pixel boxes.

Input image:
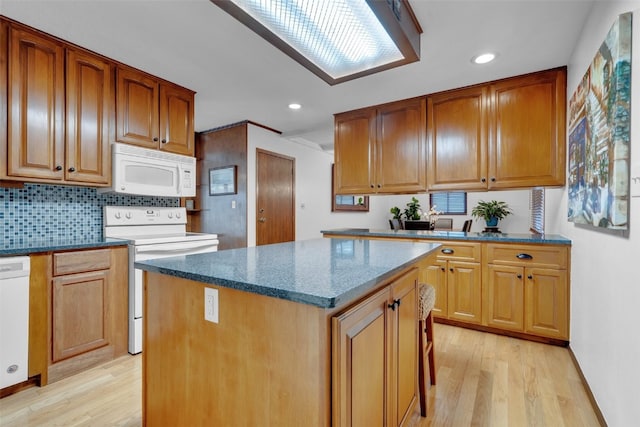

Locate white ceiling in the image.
[1,0,594,151]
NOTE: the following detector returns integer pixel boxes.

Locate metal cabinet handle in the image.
[481,177,486,183]
[441,248,454,255]
[527,275,533,280]
[516,253,533,260]
[517,274,522,279]
[161,139,167,144]
[440,267,445,272]
[153,137,159,142]
[55,165,62,171]
[258,217,266,223]
[490,177,496,182]
[68,167,76,172]
[449,268,454,272]
[387,299,401,311]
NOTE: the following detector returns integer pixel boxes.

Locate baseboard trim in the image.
[433,317,569,346]
[567,346,608,427]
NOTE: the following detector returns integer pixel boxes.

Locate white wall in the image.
[558,3,640,426]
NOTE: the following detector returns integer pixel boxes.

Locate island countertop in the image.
[135,237,440,309]
[321,228,571,245]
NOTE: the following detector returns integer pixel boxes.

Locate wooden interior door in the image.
[256,149,295,246]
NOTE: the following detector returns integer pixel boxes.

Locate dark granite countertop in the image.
[0,236,129,256]
[135,238,440,309]
[321,228,571,245]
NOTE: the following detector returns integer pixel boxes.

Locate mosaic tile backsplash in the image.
[0,183,179,246]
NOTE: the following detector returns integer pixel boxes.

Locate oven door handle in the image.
[135,241,219,256]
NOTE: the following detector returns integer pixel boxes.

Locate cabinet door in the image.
[447,261,482,323]
[377,97,426,193]
[159,83,194,155]
[424,259,447,317]
[484,264,524,331]
[427,86,488,191]
[116,66,159,149]
[524,267,568,339]
[333,287,391,427]
[488,68,566,188]
[66,48,112,184]
[7,26,64,180]
[334,108,376,194]
[52,270,109,362]
[391,269,418,427]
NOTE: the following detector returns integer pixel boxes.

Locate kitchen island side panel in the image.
[142,271,331,427]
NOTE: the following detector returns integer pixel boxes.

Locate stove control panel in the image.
[104,206,187,226]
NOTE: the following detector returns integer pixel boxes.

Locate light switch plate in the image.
[631,163,640,198]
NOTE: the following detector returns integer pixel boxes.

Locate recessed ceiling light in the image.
[472,53,496,64]
[212,0,422,85]
[288,103,302,110]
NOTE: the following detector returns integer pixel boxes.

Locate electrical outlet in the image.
[204,287,219,323]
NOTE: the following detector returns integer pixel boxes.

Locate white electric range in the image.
[103,206,219,354]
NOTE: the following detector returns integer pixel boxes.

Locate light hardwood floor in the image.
[0,324,601,426]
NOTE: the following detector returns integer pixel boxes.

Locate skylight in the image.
[212,0,422,85]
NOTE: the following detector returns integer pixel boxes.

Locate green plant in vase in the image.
[404,197,422,220]
[471,200,512,228]
[390,206,402,220]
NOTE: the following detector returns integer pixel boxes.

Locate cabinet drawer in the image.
[486,244,568,269]
[435,241,481,262]
[53,249,111,276]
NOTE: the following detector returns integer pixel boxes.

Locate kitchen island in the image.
[136,238,440,427]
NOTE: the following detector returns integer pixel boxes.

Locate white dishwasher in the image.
[0,256,30,389]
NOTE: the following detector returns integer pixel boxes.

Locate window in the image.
[429,192,467,215]
[530,187,545,234]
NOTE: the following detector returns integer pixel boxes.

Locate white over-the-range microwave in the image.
[98,143,196,197]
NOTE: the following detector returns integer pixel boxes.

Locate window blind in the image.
[429,192,467,215]
[530,187,545,234]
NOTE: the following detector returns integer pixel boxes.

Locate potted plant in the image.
[471,200,512,227]
[404,197,422,220]
[390,206,402,220]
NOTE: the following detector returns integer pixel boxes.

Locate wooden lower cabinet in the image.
[483,243,569,340]
[52,270,109,362]
[333,268,418,427]
[422,241,482,324]
[344,235,571,343]
[27,246,128,386]
[447,261,482,324]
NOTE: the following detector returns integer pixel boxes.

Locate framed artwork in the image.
[209,165,237,196]
[331,165,369,212]
[567,12,631,231]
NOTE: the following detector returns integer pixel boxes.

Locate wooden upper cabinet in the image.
[66,48,111,184]
[427,86,488,191]
[377,97,427,193]
[117,65,195,156]
[3,21,112,186]
[116,67,159,149]
[425,67,566,191]
[334,97,426,195]
[333,107,376,194]
[7,25,65,181]
[488,68,566,188]
[159,83,195,156]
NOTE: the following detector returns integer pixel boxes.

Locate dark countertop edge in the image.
[321,229,572,246]
[137,247,439,310]
[0,238,130,256]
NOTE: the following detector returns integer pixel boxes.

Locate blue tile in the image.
[0,183,179,247]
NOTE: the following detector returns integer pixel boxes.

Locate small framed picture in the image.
[209,165,237,196]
